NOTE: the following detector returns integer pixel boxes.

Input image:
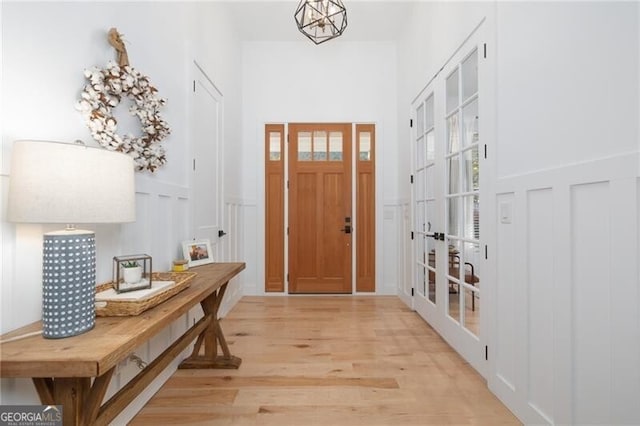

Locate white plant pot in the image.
[123,266,143,284]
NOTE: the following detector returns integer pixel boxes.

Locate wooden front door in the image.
[288,123,352,293]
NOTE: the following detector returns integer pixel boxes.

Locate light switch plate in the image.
[500,202,512,224]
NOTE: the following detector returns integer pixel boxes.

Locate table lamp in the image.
[7,140,135,338]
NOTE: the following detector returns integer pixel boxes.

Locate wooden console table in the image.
[0,262,245,426]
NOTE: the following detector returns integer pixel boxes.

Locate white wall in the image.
[241,40,399,295]
[397,1,640,424]
[0,1,244,422]
[492,2,639,424]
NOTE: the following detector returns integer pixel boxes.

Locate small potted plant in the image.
[122,260,143,285]
[113,254,152,292]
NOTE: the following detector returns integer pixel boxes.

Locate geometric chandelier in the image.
[294,0,348,45]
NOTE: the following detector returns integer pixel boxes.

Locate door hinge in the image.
[193,80,196,92]
[411,231,414,240]
[484,144,487,159]
[193,158,196,171]
[485,245,488,259]
[483,43,487,59]
[410,118,413,128]
[411,288,414,296]
[410,175,414,184]
[485,345,488,360]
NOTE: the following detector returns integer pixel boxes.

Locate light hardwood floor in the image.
[131,296,519,425]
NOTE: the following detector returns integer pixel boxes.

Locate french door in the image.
[412,25,488,375]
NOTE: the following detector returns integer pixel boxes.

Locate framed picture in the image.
[182,239,214,267]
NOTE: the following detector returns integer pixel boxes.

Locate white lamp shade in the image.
[7,140,136,224]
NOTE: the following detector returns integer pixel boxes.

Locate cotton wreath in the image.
[76,61,170,172]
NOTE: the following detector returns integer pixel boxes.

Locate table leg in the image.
[179,282,242,369]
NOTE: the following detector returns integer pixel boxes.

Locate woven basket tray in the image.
[95,271,197,317]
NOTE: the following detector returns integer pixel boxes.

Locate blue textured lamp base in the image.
[42,230,96,338]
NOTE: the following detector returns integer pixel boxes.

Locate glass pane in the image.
[425,94,434,130]
[359,131,371,161]
[425,165,435,199]
[313,131,327,161]
[298,132,312,161]
[462,240,480,335]
[426,200,437,304]
[447,279,460,323]
[447,238,462,322]
[463,195,480,240]
[426,130,435,161]
[329,132,343,161]
[462,99,479,148]
[446,68,459,114]
[416,169,425,202]
[416,103,424,135]
[447,239,462,282]
[426,200,436,235]
[463,287,479,336]
[448,197,460,237]
[416,201,425,234]
[447,113,460,154]
[448,155,459,195]
[462,49,478,101]
[463,242,481,285]
[417,261,426,297]
[461,146,480,193]
[269,132,281,161]
[416,136,426,169]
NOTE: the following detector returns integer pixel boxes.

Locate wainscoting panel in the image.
[571,181,611,424]
[490,152,640,425]
[526,188,554,422]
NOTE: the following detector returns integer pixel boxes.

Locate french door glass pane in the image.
[446,68,459,114]
[313,131,327,161]
[298,132,312,161]
[462,99,479,148]
[425,95,434,130]
[416,169,425,203]
[462,49,478,101]
[463,195,480,240]
[417,260,426,296]
[464,242,481,285]
[447,113,460,154]
[269,132,281,161]
[426,130,435,161]
[462,240,480,337]
[463,287,479,336]
[446,238,463,322]
[416,103,425,135]
[416,136,426,169]
[329,132,343,161]
[448,156,459,195]
[462,147,479,193]
[416,200,425,235]
[426,200,436,304]
[448,197,460,237]
[426,165,435,199]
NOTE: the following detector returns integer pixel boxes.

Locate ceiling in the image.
[224,1,417,42]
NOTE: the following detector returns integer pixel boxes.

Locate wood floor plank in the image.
[130,296,520,425]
